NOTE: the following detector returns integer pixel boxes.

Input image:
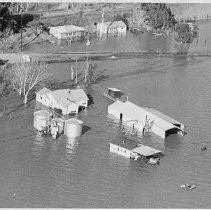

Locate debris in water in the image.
[201,143,207,151]
[180,184,196,190]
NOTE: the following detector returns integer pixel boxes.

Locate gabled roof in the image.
[50,25,86,33]
[68,89,89,102]
[49,89,88,108]
[36,87,51,95]
[144,107,183,126]
[108,100,176,131]
[98,21,126,29]
[109,21,126,29]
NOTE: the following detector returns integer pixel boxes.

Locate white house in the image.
[36,88,89,115]
[49,25,86,39]
[108,100,185,139]
[96,21,127,36]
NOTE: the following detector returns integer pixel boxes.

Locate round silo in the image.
[33,110,50,131]
[64,118,83,138]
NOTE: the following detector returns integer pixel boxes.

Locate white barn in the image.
[108,100,185,139]
[49,25,86,39]
[36,88,89,115]
[96,21,127,36]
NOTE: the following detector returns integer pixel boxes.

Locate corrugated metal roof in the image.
[50,25,86,33]
[132,145,162,157]
[144,107,183,126]
[108,101,176,131]
[36,87,51,95]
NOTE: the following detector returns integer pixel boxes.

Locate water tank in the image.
[34,110,50,131]
[64,118,83,138]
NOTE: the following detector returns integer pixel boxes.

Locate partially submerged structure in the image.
[49,25,86,39]
[96,21,127,36]
[104,87,125,102]
[108,100,185,139]
[110,139,162,160]
[36,88,89,115]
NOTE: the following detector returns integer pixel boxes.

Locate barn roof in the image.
[108,101,176,131]
[50,25,86,33]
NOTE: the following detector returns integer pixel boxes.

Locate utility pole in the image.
[85,54,88,83]
[75,58,78,84]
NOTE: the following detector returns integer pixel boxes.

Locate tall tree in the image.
[141,3,176,30]
[175,22,194,44]
[7,61,49,104]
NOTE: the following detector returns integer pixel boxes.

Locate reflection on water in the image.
[65,137,79,159]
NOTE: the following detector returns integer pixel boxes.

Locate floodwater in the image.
[0,20,211,208]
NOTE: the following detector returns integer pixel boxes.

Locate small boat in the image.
[104,88,124,102]
[86,39,91,46]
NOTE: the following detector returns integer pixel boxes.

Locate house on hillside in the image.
[108,100,185,139]
[49,25,86,39]
[96,21,127,36]
[36,88,89,115]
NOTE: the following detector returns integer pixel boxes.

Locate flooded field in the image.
[0,20,211,208]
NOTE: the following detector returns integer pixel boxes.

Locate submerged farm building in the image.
[108,100,185,139]
[49,25,86,39]
[36,88,89,115]
[110,139,162,159]
[96,21,127,36]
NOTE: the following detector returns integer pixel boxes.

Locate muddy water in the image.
[0,20,211,208]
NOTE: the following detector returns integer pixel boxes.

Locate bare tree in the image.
[7,61,49,104]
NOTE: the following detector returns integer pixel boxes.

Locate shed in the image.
[108,100,185,139]
[110,139,138,158]
[97,21,127,36]
[132,145,162,157]
[110,139,162,159]
[49,25,86,39]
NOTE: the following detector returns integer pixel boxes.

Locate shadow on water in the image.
[87,94,94,106]
[65,137,79,159]
[164,134,182,151]
[82,125,91,135]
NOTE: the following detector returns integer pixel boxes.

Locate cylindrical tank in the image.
[64,118,83,138]
[33,110,50,131]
